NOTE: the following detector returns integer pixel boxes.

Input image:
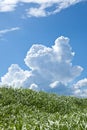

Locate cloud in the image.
[0,27,20,36]
[24,36,82,85]
[0,36,84,97]
[49,81,72,95]
[72,78,87,97]
[27,6,47,17]
[1,64,31,88]
[0,0,86,17]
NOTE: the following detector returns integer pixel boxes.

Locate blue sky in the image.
[0,0,87,97]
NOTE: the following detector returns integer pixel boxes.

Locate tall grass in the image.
[0,87,87,130]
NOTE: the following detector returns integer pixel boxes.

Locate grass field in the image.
[0,87,87,130]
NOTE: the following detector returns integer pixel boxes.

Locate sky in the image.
[0,0,87,97]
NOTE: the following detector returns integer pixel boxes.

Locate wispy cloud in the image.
[0,0,86,17]
[1,36,86,97]
[0,27,20,36]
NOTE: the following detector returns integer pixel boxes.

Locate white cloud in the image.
[0,27,20,36]
[27,7,47,17]
[29,83,38,91]
[0,0,86,17]
[73,78,87,97]
[50,81,60,88]
[49,81,72,95]
[0,36,84,96]
[1,64,31,88]
[24,36,83,86]
[73,78,87,89]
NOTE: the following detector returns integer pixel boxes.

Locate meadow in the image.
[0,87,87,130]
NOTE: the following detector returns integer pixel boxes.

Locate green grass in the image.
[0,87,87,130]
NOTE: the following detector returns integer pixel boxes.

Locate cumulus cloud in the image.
[24,36,82,85]
[0,0,86,17]
[0,27,20,36]
[1,64,31,88]
[72,78,87,97]
[0,36,84,96]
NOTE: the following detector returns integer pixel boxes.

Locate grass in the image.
[0,87,87,130]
